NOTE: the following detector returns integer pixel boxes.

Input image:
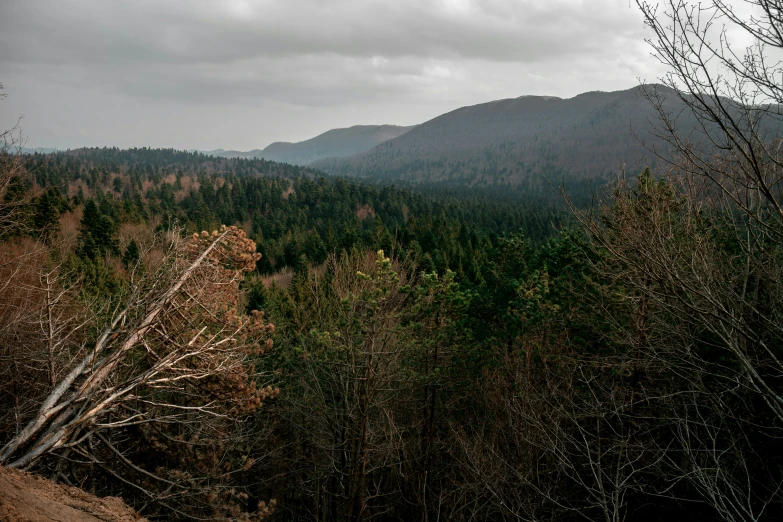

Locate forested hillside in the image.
[0,146,577,520]
[312,85,669,185]
[16,148,566,278]
[313,84,782,187]
[2,2,783,521]
[200,125,415,165]
[257,125,416,165]
[3,132,782,521]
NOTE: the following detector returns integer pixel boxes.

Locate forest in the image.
[2,1,783,521]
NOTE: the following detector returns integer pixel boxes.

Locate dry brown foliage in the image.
[0,226,278,520]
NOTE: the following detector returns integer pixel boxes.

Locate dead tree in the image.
[0,226,278,518]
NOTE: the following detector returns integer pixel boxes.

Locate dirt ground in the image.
[0,465,146,522]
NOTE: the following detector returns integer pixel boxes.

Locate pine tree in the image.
[122,239,140,268]
[32,189,61,241]
[78,200,119,260]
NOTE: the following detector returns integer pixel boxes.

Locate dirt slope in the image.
[0,466,145,522]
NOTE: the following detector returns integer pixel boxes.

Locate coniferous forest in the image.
[2,1,783,521]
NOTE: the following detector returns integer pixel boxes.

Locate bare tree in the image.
[453,311,667,522]
[636,0,783,236]
[552,5,783,519]
[570,171,783,521]
[0,81,63,445]
[0,82,31,238]
[0,226,278,519]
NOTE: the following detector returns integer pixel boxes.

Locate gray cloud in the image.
[0,0,667,150]
[3,0,648,64]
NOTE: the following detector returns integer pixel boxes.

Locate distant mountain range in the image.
[199,85,698,188]
[20,147,61,154]
[258,124,416,165]
[26,85,747,189]
[313,85,690,187]
[199,124,415,165]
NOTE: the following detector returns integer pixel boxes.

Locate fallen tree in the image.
[0,226,278,519]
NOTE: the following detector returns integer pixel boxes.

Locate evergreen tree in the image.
[122,239,141,268]
[32,189,61,241]
[78,200,119,260]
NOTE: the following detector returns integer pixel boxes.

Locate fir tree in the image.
[32,189,61,241]
[78,200,119,260]
[122,239,140,268]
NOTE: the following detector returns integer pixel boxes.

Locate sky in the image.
[0,0,673,151]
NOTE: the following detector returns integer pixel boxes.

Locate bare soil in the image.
[0,465,145,522]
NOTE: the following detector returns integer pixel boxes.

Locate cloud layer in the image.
[0,0,666,150]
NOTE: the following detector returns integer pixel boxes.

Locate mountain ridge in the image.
[202,124,415,164]
[25,85,759,191]
[312,85,684,186]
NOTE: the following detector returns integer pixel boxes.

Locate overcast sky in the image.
[0,0,672,150]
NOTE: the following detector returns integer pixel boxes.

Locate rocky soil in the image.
[0,465,145,522]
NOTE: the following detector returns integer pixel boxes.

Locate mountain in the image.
[203,124,415,164]
[194,148,265,159]
[20,147,60,154]
[258,124,415,165]
[312,86,689,187]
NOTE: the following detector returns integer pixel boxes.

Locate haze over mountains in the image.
[202,124,415,164]
[313,85,685,187]
[31,85,720,189]
[20,147,60,154]
[197,85,687,188]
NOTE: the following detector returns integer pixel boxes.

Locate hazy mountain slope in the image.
[313,86,687,186]
[21,147,60,154]
[201,148,265,159]
[201,124,414,163]
[257,124,415,165]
